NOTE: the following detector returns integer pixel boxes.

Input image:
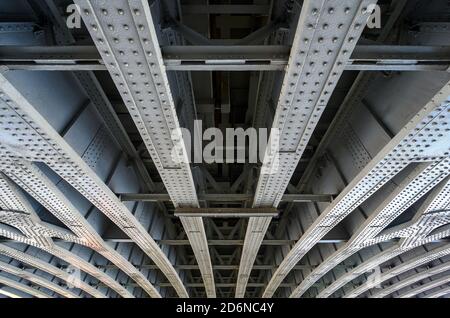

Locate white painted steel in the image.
[0,275,51,298]
[263,80,450,297]
[74,0,214,297]
[237,0,378,297]
[0,243,106,298]
[0,64,187,297]
[0,260,80,298]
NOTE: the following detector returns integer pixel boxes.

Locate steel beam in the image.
[175,208,279,218]
[0,243,106,298]
[371,262,450,298]
[345,244,450,298]
[289,161,450,298]
[0,275,51,298]
[0,162,161,297]
[0,289,22,298]
[0,260,79,298]
[74,0,214,297]
[318,177,450,298]
[1,45,449,71]
[236,0,379,298]
[0,173,133,297]
[118,193,334,203]
[423,283,450,298]
[262,77,450,297]
[181,5,270,15]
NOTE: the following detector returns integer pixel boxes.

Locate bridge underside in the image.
[0,0,449,299]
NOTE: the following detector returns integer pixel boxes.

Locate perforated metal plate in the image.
[319,177,450,298]
[373,261,450,298]
[0,64,188,297]
[0,260,79,298]
[0,243,106,298]
[289,160,450,297]
[236,0,378,297]
[345,244,450,298]
[262,80,450,297]
[0,173,133,298]
[74,0,214,297]
[0,161,161,298]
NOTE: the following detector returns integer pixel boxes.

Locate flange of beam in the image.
[425,289,450,298]
[289,160,450,298]
[0,68,188,297]
[0,289,22,298]
[174,208,279,218]
[119,193,334,203]
[372,262,450,298]
[318,177,450,298]
[0,173,133,297]
[0,260,79,298]
[344,244,450,298]
[0,275,51,298]
[262,78,450,298]
[235,0,378,298]
[0,161,161,298]
[2,45,449,72]
[400,276,450,298]
[74,0,214,297]
[0,243,106,298]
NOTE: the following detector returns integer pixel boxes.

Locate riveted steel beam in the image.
[1,45,449,71]
[0,243,106,298]
[318,177,450,298]
[290,161,450,298]
[118,193,334,203]
[74,0,214,297]
[262,77,450,298]
[236,0,379,298]
[0,260,80,298]
[0,275,51,298]
[422,282,450,298]
[175,208,279,218]
[373,262,450,298]
[0,173,132,297]
[0,162,160,298]
[345,244,450,298]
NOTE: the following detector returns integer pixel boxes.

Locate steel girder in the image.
[236,0,378,297]
[74,0,213,297]
[0,173,132,297]
[261,77,450,297]
[318,176,450,298]
[2,44,449,72]
[420,280,450,298]
[344,244,450,298]
[289,161,450,297]
[0,63,189,296]
[0,243,105,298]
[0,260,79,298]
[372,263,450,298]
[0,160,162,297]
[0,289,22,298]
[0,275,51,298]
